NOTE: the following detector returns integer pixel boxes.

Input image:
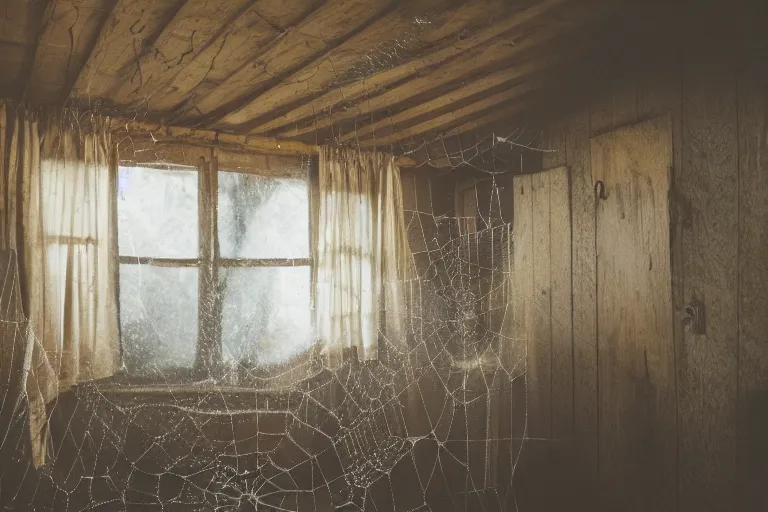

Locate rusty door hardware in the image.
[594,180,608,200]
[682,300,706,335]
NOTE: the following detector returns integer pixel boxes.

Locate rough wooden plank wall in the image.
[679,53,740,512]
[529,171,552,441]
[737,59,768,512]
[547,165,573,499]
[533,11,768,510]
[511,163,572,510]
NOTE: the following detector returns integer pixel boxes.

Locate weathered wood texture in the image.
[532,14,768,510]
[276,5,596,140]
[258,0,574,137]
[111,120,417,167]
[219,0,511,132]
[0,0,47,96]
[1,0,614,162]
[511,165,572,510]
[592,117,676,511]
[737,57,768,512]
[26,0,118,104]
[70,0,185,100]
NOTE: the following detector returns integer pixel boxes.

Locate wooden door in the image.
[591,116,677,511]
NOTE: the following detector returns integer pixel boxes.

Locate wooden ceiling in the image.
[0,0,627,160]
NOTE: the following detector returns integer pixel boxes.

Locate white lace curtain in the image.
[0,103,120,467]
[314,147,412,368]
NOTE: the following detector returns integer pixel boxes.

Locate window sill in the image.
[81,366,329,400]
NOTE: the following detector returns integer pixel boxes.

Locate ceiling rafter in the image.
[18,0,55,103]
[336,56,558,144]
[110,0,257,107]
[214,0,505,130]
[0,0,622,169]
[269,3,600,140]
[437,100,533,140]
[144,0,321,114]
[170,0,398,126]
[358,82,537,147]
[245,0,572,136]
[69,0,187,102]
[24,0,116,104]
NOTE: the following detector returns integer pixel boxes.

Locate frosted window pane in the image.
[120,265,198,373]
[220,266,311,366]
[218,172,309,259]
[118,166,198,258]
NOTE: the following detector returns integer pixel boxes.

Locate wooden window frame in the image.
[116,147,314,380]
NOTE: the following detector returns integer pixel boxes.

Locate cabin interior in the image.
[0,0,767,510]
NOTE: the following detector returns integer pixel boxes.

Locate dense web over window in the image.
[0,165,529,510]
[0,4,543,508]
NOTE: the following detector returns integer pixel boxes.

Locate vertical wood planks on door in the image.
[511,172,534,507]
[511,161,573,509]
[564,107,598,508]
[530,171,552,442]
[591,116,677,512]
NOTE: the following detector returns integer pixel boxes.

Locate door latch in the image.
[594,180,608,200]
[682,299,706,335]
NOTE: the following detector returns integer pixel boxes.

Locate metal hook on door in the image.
[594,180,608,200]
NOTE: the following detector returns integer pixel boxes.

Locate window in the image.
[116,154,312,382]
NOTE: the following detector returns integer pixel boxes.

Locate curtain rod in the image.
[111,120,418,168]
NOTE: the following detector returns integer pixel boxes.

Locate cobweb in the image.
[0,168,529,511]
[0,3,545,508]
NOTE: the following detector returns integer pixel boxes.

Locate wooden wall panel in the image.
[533,35,765,511]
[511,172,533,508]
[592,117,676,512]
[678,62,739,512]
[529,171,552,440]
[511,165,572,510]
[736,68,768,511]
[549,166,573,444]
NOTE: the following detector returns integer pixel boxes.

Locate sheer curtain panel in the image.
[21,109,119,467]
[314,147,412,368]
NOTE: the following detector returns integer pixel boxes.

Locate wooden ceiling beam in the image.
[170,0,396,126]
[144,0,321,114]
[69,0,186,102]
[112,119,417,167]
[214,0,507,130]
[357,83,537,147]
[248,0,572,136]
[110,0,255,107]
[438,102,533,140]
[336,56,558,144]
[24,0,117,105]
[17,0,52,102]
[270,4,598,139]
